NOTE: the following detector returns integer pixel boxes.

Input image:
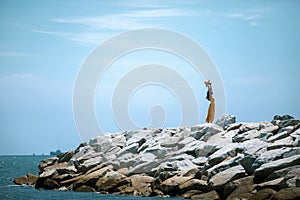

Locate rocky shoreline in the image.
[14,114,300,199]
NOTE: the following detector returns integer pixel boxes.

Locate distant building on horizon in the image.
[50,150,61,156]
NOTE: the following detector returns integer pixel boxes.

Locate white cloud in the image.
[33,29,111,45]
[226,7,270,26]
[53,8,192,30]
[34,8,193,45]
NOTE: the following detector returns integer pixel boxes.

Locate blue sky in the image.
[1,0,299,155]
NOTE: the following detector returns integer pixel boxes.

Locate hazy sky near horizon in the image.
[1,0,300,155]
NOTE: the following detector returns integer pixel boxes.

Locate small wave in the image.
[0,184,33,188]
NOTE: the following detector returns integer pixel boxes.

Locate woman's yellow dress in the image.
[205,97,215,123]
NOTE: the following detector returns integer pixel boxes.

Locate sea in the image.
[0,155,183,200]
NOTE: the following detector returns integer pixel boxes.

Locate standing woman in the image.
[205,80,215,123]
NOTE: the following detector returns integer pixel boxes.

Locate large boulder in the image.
[209,165,246,190]
[57,150,74,163]
[273,188,300,200]
[96,171,129,192]
[190,190,220,200]
[13,174,38,185]
[254,154,300,182]
[248,188,277,200]
[129,174,154,196]
[225,176,255,200]
[159,174,192,194]
[216,114,236,129]
[38,157,58,174]
[179,179,208,193]
[208,143,239,166]
[116,143,139,157]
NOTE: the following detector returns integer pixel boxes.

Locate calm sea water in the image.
[0,155,182,200]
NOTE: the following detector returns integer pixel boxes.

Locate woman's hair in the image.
[206,90,210,100]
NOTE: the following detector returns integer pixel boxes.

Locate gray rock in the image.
[117,153,136,169]
[252,148,296,172]
[233,129,259,142]
[192,157,208,166]
[70,145,96,163]
[226,123,242,131]
[38,157,58,174]
[273,114,294,121]
[267,136,294,150]
[267,126,294,142]
[239,155,257,175]
[116,143,139,156]
[178,137,196,149]
[238,138,268,156]
[277,119,300,128]
[239,122,260,133]
[39,169,58,178]
[128,160,163,176]
[40,162,69,177]
[56,165,77,175]
[143,145,177,159]
[155,159,198,175]
[166,153,194,162]
[161,135,183,148]
[190,124,207,132]
[195,143,219,157]
[254,154,300,181]
[133,153,156,166]
[216,114,236,129]
[290,127,300,137]
[258,124,279,135]
[285,175,300,188]
[206,154,244,178]
[111,133,126,148]
[77,155,104,173]
[105,145,122,156]
[208,143,239,166]
[199,124,224,142]
[61,166,112,187]
[177,140,204,155]
[283,166,300,187]
[125,130,156,147]
[57,151,74,163]
[206,131,232,149]
[209,165,246,189]
[174,159,198,171]
[137,131,170,152]
[222,129,240,138]
[89,134,113,153]
[265,165,300,181]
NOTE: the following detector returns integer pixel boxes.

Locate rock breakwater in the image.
[15,114,300,199]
